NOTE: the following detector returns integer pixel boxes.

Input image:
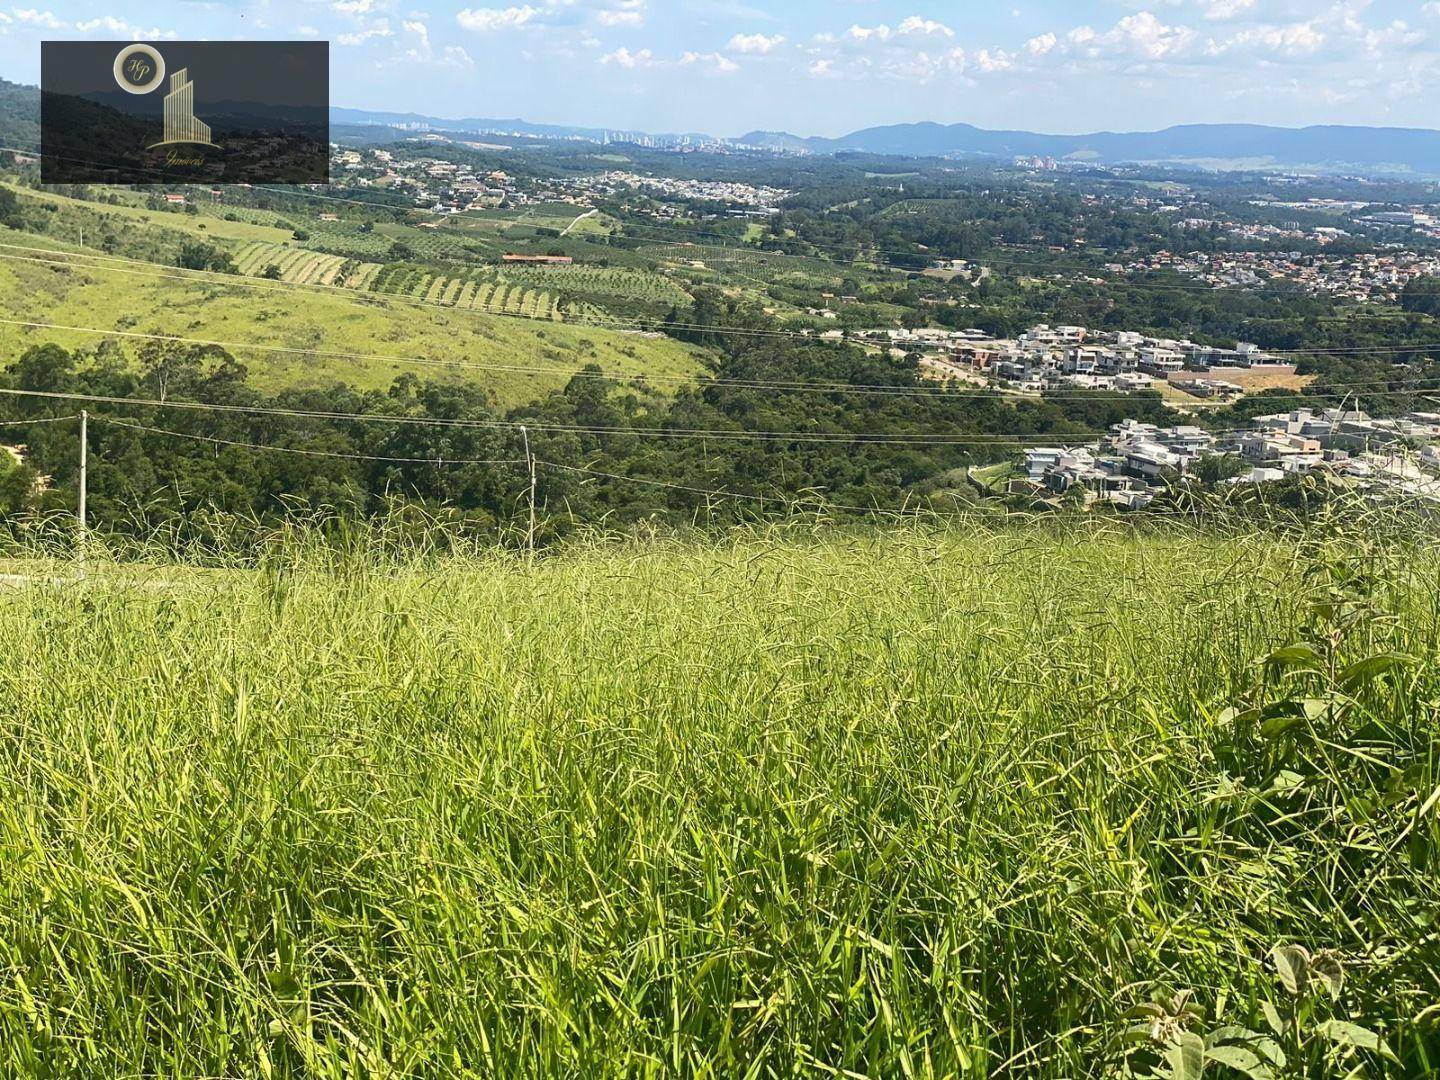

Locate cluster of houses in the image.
[1120,249,1440,304]
[552,171,790,221]
[1015,408,1440,508]
[329,145,571,214]
[875,324,1289,397]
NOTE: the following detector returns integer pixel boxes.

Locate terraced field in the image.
[233,242,383,289]
[501,265,691,310]
[363,266,561,320]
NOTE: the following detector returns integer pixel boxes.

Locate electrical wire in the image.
[0,385,1337,445]
[97,417,526,466]
[0,413,80,426]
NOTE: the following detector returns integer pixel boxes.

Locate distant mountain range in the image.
[334,103,1440,175]
[4,76,1440,176]
[733,122,1440,175]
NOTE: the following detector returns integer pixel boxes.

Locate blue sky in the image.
[2,1,1438,136]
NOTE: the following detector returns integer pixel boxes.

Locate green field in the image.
[4,183,298,247]
[0,525,1435,1075]
[0,252,707,404]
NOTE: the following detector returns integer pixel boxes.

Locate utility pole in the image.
[77,409,88,543]
[520,425,536,558]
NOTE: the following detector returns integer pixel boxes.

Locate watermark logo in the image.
[41,40,328,184]
[113,43,165,95]
[152,68,214,151]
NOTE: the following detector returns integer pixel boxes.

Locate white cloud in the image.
[1102,12,1196,60]
[727,31,784,54]
[600,45,652,67]
[897,16,953,38]
[595,0,644,28]
[336,17,393,45]
[72,14,177,37]
[402,18,429,48]
[440,44,474,67]
[1025,31,1057,56]
[331,0,373,13]
[456,5,538,31]
[680,50,738,73]
[14,8,65,28]
[974,47,1013,72]
[1202,0,1256,21]
[847,23,891,42]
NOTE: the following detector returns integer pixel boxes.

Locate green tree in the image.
[0,185,22,229]
[1401,275,1440,318]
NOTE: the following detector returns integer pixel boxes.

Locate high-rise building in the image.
[160,68,212,146]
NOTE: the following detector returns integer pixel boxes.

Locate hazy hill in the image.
[735,121,1440,174]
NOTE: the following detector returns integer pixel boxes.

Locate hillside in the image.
[0,524,1435,1074]
[0,234,707,404]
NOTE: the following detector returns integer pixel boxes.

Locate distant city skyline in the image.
[1,1,1437,137]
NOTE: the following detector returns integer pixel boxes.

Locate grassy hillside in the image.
[0,525,1435,1075]
[0,245,708,404]
[3,182,298,247]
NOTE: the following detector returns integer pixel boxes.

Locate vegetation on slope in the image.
[0,253,706,404]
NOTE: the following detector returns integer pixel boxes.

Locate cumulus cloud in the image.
[600,45,652,67]
[1201,0,1256,21]
[72,14,177,37]
[727,32,784,54]
[595,0,643,28]
[336,18,393,45]
[1025,31,1057,56]
[14,8,65,28]
[456,5,538,31]
[897,16,953,37]
[680,50,738,73]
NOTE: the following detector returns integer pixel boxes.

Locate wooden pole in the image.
[521,425,536,557]
[77,409,88,538]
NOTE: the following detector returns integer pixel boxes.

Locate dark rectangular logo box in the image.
[41,40,329,184]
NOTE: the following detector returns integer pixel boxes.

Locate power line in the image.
[0,385,1309,445]
[0,413,80,427]
[10,312,1434,400]
[8,315,1440,416]
[97,417,526,467]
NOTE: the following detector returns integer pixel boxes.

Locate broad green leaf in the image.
[1271,944,1309,996]
[1261,1001,1285,1036]
[1259,712,1305,740]
[1166,1031,1205,1080]
[1125,1002,1166,1020]
[1338,653,1414,692]
[1205,1026,1259,1048]
[1262,644,1324,670]
[1119,1023,1158,1046]
[1316,1019,1380,1052]
[1205,1044,1273,1079]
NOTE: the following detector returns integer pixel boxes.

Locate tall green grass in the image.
[0,522,1436,1076]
